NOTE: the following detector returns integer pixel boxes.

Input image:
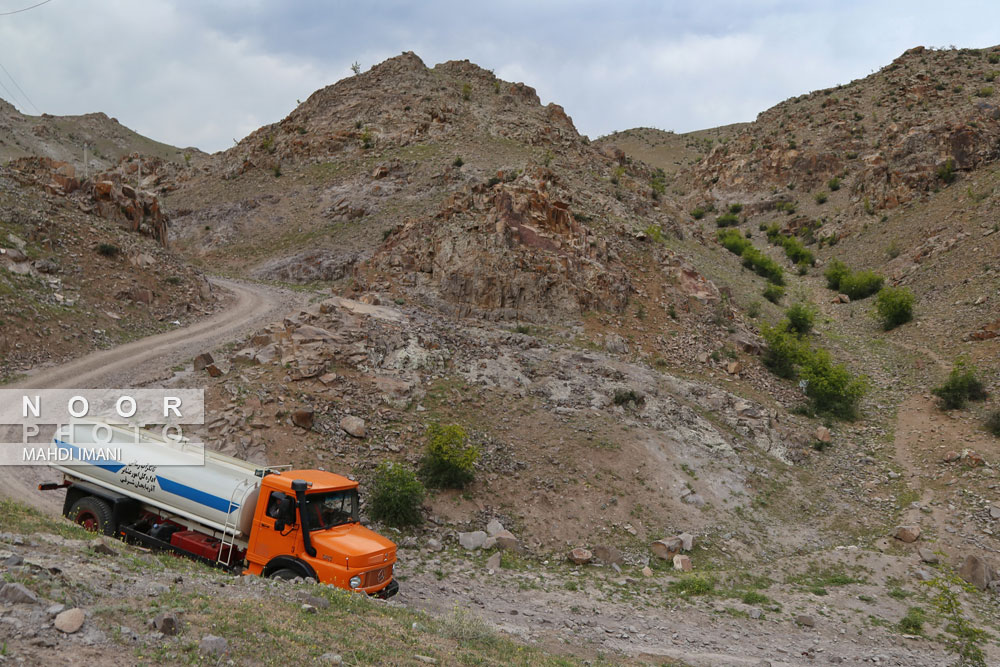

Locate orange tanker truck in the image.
[38,421,397,597]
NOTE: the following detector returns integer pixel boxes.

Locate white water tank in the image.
[50,421,262,537]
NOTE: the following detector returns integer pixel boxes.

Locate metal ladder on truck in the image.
[217,478,253,567]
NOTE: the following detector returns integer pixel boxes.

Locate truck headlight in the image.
[349,576,362,589]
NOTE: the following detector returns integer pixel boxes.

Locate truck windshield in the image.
[304,490,359,530]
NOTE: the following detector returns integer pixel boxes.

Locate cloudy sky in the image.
[1,0,999,153]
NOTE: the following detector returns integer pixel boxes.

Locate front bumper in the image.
[373,579,399,599]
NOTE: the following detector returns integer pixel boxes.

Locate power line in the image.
[0,0,52,17]
[0,59,40,113]
[0,74,18,107]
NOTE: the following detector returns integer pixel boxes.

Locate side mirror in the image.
[277,496,296,530]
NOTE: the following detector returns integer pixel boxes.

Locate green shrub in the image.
[785,303,816,335]
[876,287,915,330]
[728,203,743,214]
[989,53,1000,64]
[976,86,994,97]
[824,259,850,290]
[669,575,715,596]
[937,158,956,184]
[368,462,425,527]
[933,359,988,410]
[644,224,666,244]
[775,200,797,214]
[419,423,479,489]
[899,607,926,635]
[762,283,785,304]
[761,322,805,378]
[691,207,706,220]
[799,347,868,419]
[814,191,828,204]
[461,83,472,100]
[828,177,841,191]
[776,234,814,266]
[613,389,644,406]
[839,270,883,300]
[986,410,1000,437]
[741,246,785,285]
[717,228,752,255]
[97,243,120,258]
[453,157,464,168]
[746,300,762,318]
[716,212,740,227]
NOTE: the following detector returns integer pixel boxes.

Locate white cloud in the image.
[0,1,999,151]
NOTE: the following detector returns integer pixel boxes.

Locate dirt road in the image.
[0,277,305,512]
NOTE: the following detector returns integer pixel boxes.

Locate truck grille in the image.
[362,564,392,587]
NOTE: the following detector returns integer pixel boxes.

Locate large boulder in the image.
[339,416,367,438]
[458,531,487,551]
[651,537,682,561]
[959,554,994,590]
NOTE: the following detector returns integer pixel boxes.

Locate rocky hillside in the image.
[165,52,697,323]
[0,96,203,173]
[595,124,747,177]
[0,157,216,382]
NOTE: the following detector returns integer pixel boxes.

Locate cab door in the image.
[247,489,297,566]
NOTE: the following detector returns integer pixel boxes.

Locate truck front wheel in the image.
[68,496,115,535]
[268,568,299,581]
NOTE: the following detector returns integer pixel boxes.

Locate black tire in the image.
[68,496,115,535]
[269,568,299,581]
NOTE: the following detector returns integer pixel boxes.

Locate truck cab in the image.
[245,470,398,597]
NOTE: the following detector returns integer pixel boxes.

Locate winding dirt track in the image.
[0,278,304,513]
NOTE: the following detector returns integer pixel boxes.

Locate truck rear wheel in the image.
[68,496,115,535]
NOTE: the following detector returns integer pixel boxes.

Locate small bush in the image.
[824,259,850,290]
[717,228,752,255]
[785,303,816,335]
[799,347,868,420]
[741,591,771,605]
[989,53,1000,64]
[876,287,915,330]
[761,322,805,378]
[728,203,743,214]
[746,300,762,318]
[976,86,994,97]
[419,423,479,489]
[669,575,715,596]
[644,224,666,244]
[368,462,425,527]
[461,83,472,101]
[613,389,644,407]
[762,283,785,304]
[828,177,841,191]
[716,212,740,227]
[452,157,464,168]
[741,246,785,285]
[986,411,1000,437]
[814,191,828,204]
[97,243,120,258]
[775,200,797,214]
[839,270,883,300]
[775,234,814,266]
[933,359,987,410]
[899,606,926,635]
[937,158,956,184]
[691,207,706,220]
